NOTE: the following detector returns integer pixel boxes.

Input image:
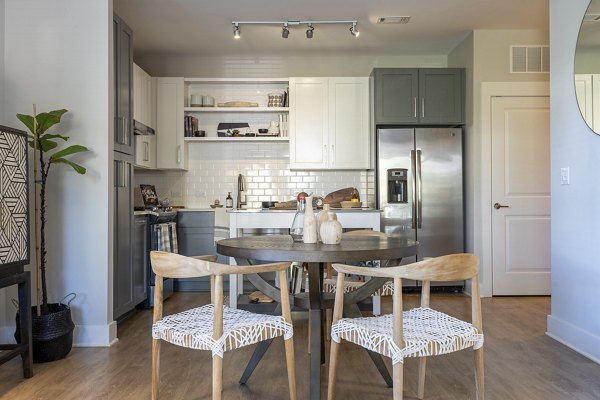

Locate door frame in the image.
[479,82,550,297]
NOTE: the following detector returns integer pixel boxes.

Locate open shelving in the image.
[183,77,289,141]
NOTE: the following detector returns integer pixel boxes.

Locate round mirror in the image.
[575,0,600,134]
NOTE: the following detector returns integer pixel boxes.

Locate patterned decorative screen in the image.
[0,125,29,267]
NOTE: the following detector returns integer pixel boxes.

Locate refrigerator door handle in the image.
[416,149,423,228]
[411,149,417,229]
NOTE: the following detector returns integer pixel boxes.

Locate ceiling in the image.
[114,0,549,58]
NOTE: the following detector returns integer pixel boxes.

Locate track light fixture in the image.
[306,24,314,39]
[231,20,359,39]
[282,23,289,39]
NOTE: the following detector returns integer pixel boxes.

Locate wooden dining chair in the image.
[327,254,484,400]
[322,230,396,298]
[150,252,297,400]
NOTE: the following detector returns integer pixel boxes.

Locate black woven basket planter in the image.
[15,303,75,363]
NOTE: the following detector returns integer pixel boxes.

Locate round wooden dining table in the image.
[217,234,418,400]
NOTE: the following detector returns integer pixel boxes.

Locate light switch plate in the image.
[560,167,570,185]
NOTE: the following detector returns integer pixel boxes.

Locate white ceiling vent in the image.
[511,45,550,73]
[376,16,411,24]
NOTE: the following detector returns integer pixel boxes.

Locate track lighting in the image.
[231,20,359,40]
[306,24,314,39]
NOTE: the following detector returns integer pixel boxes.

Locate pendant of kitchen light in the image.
[233,23,241,39]
[282,23,289,38]
[350,22,360,37]
[306,24,314,39]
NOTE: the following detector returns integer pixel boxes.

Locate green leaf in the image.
[37,109,68,134]
[43,133,70,141]
[51,158,86,174]
[16,114,35,134]
[28,138,58,152]
[50,145,88,160]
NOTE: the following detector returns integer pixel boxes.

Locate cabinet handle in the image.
[116,160,129,188]
[421,98,425,119]
[331,144,335,165]
[323,144,327,164]
[144,142,149,161]
[122,117,127,145]
[177,145,181,164]
[413,97,417,118]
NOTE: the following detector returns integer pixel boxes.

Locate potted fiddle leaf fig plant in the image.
[15,108,88,363]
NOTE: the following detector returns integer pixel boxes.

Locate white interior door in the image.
[491,96,550,295]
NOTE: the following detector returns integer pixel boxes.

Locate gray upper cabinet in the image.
[114,14,134,155]
[373,68,464,125]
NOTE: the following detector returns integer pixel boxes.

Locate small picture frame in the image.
[140,184,159,207]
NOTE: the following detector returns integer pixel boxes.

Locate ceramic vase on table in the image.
[303,196,317,244]
[317,204,336,242]
[320,211,343,244]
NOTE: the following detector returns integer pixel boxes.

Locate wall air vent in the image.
[510,45,550,73]
[376,16,411,24]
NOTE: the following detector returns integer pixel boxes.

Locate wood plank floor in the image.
[0,292,599,399]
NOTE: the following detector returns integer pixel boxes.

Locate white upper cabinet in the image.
[133,63,154,128]
[156,77,187,170]
[289,77,369,170]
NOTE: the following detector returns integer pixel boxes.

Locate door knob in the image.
[493,203,509,210]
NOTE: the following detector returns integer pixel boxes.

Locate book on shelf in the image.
[184,115,198,137]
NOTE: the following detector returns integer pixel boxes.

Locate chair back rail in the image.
[151,251,289,278]
[332,253,479,282]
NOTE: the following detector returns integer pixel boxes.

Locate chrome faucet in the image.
[237,173,246,209]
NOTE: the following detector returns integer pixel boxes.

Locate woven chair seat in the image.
[152,304,293,358]
[323,277,395,296]
[331,307,484,365]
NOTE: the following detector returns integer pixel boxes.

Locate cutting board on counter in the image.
[323,187,358,208]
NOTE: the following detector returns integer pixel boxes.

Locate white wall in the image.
[547,0,600,363]
[448,32,474,255]
[2,0,114,346]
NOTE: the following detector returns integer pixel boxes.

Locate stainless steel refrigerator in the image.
[376,128,464,277]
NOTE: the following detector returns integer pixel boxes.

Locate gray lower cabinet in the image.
[176,211,218,291]
[373,68,464,125]
[132,215,148,306]
[113,156,135,320]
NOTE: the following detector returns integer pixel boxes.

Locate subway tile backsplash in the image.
[134,142,375,209]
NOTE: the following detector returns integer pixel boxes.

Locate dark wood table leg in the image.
[239,304,281,384]
[307,263,324,400]
[344,302,393,388]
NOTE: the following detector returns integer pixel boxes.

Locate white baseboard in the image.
[547,314,600,364]
[73,321,118,347]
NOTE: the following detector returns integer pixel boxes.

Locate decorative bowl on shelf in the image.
[340,201,362,209]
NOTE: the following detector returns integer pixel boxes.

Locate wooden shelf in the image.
[184,137,289,142]
[184,107,288,113]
